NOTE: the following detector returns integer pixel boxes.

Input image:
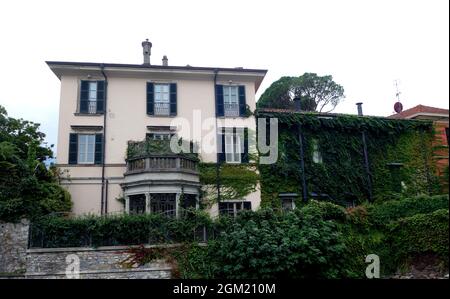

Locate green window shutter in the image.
[170,83,177,116]
[217,130,225,163]
[241,128,249,163]
[96,81,105,113]
[146,82,154,115]
[216,85,224,117]
[94,134,103,164]
[69,133,78,164]
[80,81,89,113]
[238,85,246,116]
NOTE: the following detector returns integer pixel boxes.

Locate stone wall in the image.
[25,245,172,279]
[1,221,173,279]
[0,220,29,274]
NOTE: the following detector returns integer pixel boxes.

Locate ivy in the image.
[256,110,439,207]
[199,163,259,203]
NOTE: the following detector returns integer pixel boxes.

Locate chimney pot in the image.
[356,102,363,116]
[162,55,168,66]
[142,39,152,65]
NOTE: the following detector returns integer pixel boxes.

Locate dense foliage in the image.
[29,209,210,248]
[256,110,440,207]
[126,138,199,161]
[199,163,259,203]
[257,73,345,112]
[30,194,449,278]
[0,105,72,222]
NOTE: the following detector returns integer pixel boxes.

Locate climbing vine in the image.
[256,110,440,207]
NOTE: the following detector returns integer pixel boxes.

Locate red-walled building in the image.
[389,104,449,192]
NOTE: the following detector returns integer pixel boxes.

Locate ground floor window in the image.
[129,194,146,214]
[151,193,176,217]
[219,201,251,217]
[279,193,298,211]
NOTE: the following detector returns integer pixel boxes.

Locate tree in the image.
[257,73,345,112]
[0,105,72,222]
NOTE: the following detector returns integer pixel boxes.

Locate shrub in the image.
[367,194,449,227]
[207,209,347,279]
[387,209,449,263]
[29,210,211,248]
[299,200,347,221]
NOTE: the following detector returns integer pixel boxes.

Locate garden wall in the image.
[0,220,29,275]
[26,246,172,279]
[0,221,172,279]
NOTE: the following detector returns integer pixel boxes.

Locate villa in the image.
[48,40,267,216]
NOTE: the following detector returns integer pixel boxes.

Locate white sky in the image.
[0,0,448,149]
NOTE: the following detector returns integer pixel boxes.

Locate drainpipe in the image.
[356,102,373,202]
[294,97,308,202]
[213,69,221,203]
[100,64,108,214]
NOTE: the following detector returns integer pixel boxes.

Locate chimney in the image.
[162,55,168,66]
[142,39,152,65]
[356,102,363,116]
[294,97,301,111]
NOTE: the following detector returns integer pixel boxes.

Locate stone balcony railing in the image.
[126,154,198,174]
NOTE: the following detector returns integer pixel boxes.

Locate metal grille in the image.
[151,193,176,217]
[154,102,170,115]
[88,101,97,114]
[224,103,239,117]
[129,195,146,214]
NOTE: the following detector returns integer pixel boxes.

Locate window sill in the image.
[147,114,176,118]
[74,113,104,116]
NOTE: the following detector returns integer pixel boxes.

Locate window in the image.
[88,82,97,113]
[77,134,95,164]
[154,84,170,115]
[225,132,241,163]
[129,194,146,215]
[151,193,176,217]
[146,133,174,141]
[281,197,296,211]
[219,201,251,217]
[312,139,323,164]
[223,86,239,117]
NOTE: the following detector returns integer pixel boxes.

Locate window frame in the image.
[218,201,252,217]
[153,83,171,116]
[224,131,242,163]
[77,134,96,164]
[312,138,323,164]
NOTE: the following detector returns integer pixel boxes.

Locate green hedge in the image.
[367,194,449,226]
[29,210,211,248]
[388,209,449,261]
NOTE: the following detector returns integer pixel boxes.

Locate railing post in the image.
[176,157,181,170]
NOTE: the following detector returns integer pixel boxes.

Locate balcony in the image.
[126,155,198,174]
[122,139,200,216]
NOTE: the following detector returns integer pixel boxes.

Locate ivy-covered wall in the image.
[256,110,440,207]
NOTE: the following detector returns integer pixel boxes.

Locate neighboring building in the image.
[389,104,449,192]
[48,40,267,216]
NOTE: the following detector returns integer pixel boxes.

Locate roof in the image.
[45,61,267,74]
[46,61,268,91]
[388,104,449,120]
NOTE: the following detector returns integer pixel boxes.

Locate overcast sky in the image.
[0,0,448,149]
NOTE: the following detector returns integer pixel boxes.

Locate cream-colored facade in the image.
[49,60,267,217]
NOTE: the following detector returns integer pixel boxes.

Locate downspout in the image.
[213,69,221,203]
[100,64,108,215]
[356,102,373,202]
[294,97,308,202]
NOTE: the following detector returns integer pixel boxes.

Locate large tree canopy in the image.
[257,73,345,112]
[0,105,72,222]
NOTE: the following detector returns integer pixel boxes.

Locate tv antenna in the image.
[393,79,403,113]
